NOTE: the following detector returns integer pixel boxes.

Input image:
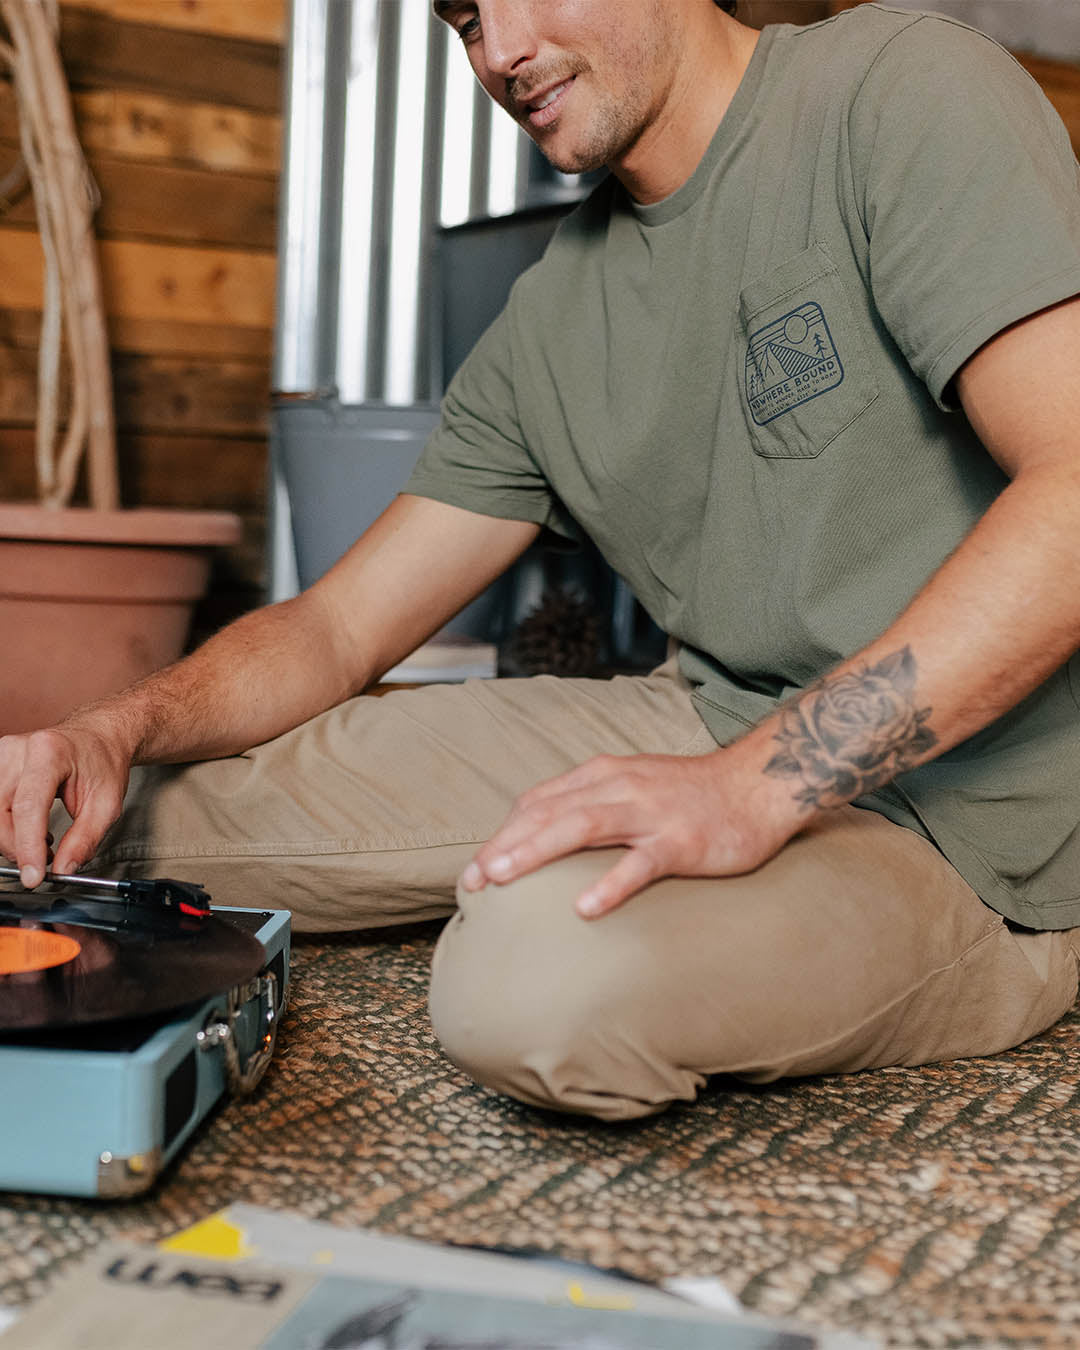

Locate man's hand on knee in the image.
[0,724,131,887]
[460,745,806,919]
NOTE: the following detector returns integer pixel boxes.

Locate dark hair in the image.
[714,0,738,12]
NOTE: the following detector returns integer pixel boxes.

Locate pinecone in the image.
[500,588,604,677]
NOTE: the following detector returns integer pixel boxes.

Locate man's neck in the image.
[614,16,760,206]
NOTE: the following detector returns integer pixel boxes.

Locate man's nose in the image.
[479,0,538,78]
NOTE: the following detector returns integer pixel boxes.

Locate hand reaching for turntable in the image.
[0,723,131,888]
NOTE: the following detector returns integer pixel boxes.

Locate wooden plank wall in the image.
[1016,52,1080,154]
[0,0,284,634]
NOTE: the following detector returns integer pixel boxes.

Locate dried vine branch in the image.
[0,40,30,235]
[0,0,118,509]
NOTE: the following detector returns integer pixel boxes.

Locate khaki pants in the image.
[98,663,1080,1121]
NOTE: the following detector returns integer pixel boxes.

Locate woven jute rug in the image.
[2,924,1079,1349]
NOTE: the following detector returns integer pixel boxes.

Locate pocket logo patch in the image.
[745,301,844,425]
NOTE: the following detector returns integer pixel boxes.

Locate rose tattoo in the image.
[764,646,937,810]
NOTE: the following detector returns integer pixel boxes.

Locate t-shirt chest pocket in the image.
[738,243,879,459]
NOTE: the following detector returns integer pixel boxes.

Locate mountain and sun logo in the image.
[745,300,844,425]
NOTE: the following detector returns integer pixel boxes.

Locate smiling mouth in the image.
[530,80,571,111]
[519,76,576,130]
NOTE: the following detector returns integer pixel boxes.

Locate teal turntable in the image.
[0,870,291,1198]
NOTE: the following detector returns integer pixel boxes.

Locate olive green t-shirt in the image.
[407,4,1080,928]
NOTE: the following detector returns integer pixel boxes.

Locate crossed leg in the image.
[430,813,1080,1120]
[92,669,1079,1120]
[94,665,714,928]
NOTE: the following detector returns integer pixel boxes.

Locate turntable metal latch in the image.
[197,970,280,1096]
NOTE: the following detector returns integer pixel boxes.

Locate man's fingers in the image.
[464,793,638,891]
[1,726,130,889]
[512,755,624,810]
[463,812,591,890]
[53,807,115,874]
[10,789,57,888]
[461,791,575,887]
[52,789,123,876]
[576,847,665,919]
[463,759,669,892]
[460,752,745,906]
[7,731,76,886]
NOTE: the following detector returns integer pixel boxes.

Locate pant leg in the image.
[429,808,1080,1121]
[93,667,712,931]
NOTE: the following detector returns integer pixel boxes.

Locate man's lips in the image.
[516,76,576,130]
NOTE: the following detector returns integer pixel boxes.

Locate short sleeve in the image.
[848,15,1080,407]
[405,301,578,539]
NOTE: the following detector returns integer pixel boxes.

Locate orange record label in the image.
[0,929,82,975]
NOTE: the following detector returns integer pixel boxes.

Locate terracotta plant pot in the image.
[0,505,241,734]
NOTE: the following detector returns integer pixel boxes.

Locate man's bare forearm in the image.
[56,494,542,770]
[0,496,540,885]
[762,644,937,810]
[63,589,364,767]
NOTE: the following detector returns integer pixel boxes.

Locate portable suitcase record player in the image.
[0,868,291,1198]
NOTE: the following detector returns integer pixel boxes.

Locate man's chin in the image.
[533,138,609,177]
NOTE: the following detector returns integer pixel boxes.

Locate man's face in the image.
[434,0,684,176]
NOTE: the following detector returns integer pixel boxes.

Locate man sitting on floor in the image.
[3,0,1080,1120]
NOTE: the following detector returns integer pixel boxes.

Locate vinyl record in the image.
[0,888,267,1032]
